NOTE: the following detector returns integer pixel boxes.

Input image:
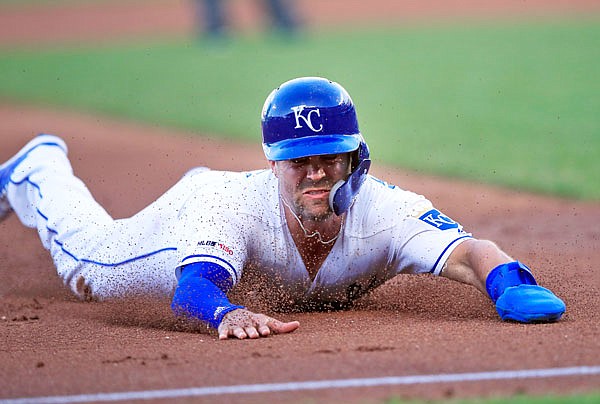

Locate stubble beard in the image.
[292,194,334,222]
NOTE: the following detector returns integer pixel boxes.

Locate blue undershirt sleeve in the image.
[171,262,245,329]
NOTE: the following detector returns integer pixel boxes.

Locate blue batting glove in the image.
[495,284,566,323]
[486,261,566,323]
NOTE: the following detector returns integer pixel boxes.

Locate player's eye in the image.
[289,157,308,165]
[321,154,341,162]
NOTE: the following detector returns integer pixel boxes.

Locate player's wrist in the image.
[171,262,244,329]
[213,304,246,328]
[485,261,536,302]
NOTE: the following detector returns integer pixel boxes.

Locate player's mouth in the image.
[302,188,330,200]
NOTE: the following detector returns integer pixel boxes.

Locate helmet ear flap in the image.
[329,157,371,216]
[350,139,370,171]
[329,139,371,215]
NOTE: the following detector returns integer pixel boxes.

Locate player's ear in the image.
[269,161,278,177]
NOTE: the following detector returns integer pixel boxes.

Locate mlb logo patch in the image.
[419,209,460,231]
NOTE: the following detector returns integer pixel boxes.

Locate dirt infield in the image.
[1,1,600,403]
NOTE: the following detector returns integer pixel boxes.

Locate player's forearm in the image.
[465,239,513,282]
[442,239,512,293]
[171,263,244,328]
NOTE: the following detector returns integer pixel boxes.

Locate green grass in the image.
[0,19,599,199]
[385,392,600,404]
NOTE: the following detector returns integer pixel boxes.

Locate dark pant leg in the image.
[264,0,298,32]
[198,0,227,37]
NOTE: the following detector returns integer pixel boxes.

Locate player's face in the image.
[271,153,352,221]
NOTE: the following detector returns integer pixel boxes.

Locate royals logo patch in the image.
[291,105,323,132]
[419,209,460,231]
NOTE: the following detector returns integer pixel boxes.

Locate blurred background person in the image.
[194,0,300,41]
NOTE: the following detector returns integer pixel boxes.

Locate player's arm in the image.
[440,239,509,294]
[170,262,299,339]
[441,238,565,323]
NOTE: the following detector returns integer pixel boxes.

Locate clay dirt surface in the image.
[1,1,599,403]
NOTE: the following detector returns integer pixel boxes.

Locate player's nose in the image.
[305,162,326,181]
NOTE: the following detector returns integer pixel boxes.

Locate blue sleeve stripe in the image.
[180,254,238,283]
[13,176,42,198]
[52,234,177,267]
[429,235,472,274]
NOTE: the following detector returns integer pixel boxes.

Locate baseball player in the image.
[0,77,566,340]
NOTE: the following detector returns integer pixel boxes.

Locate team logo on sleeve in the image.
[419,209,460,231]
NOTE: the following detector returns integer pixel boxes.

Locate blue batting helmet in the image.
[261,77,371,215]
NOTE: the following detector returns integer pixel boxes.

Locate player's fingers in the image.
[245,326,260,339]
[232,327,247,339]
[217,324,230,340]
[267,319,300,334]
[219,326,248,340]
[257,324,271,337]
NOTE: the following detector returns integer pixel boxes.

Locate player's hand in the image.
[217,308,299,340]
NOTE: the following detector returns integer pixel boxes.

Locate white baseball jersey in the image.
[7,145,470,305]
[175,169,471,308]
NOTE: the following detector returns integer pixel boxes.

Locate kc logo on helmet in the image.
[291,105,323,132]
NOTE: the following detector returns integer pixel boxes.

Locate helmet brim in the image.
[263,134,362,161]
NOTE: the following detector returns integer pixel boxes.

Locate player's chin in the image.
[303,203,333,221]
[296,194,332,218]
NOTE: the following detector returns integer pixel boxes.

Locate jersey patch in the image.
[419,209,460,231]
[197,240,234,255]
